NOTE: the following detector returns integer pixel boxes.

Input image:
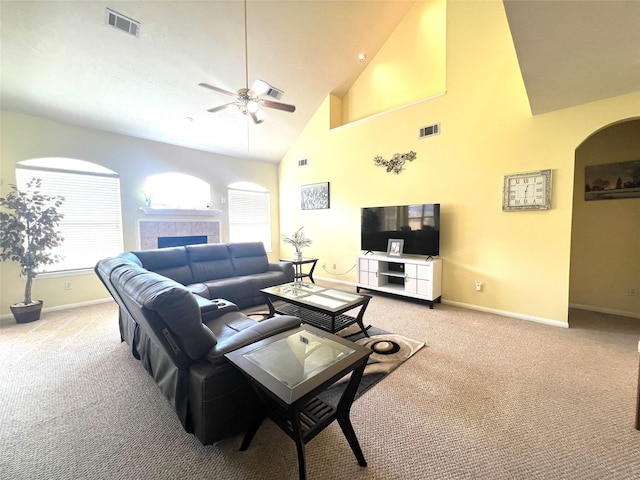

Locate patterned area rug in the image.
[318,326,425,406]
[243,307,426,405]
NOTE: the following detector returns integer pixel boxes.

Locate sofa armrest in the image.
[269,261,294,282]
[269,261,293,274]
[204,315,300,361]
[186,282,210,298]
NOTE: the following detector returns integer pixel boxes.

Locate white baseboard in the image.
[0,298,114,326]
[569,303,640,320]
[313,275,354,287]
[315,277,569,328]
[442,299,569,328]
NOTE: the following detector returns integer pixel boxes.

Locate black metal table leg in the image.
[265,296,276,317]
[239,416,264,451]
[289,407,307,480]
[336,361,368,466]
[307,260,317,283]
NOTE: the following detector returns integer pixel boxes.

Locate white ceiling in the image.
[1,1,639,164]
[503,0,640,115]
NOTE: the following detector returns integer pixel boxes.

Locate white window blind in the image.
[228,189,271,251]
[16,167,124,273]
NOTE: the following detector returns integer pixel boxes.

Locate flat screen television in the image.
[361,204,440,256]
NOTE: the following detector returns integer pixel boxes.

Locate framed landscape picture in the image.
[585,160,640,201]
[301,182,330,210]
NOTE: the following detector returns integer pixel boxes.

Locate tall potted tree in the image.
[0,178,65,323]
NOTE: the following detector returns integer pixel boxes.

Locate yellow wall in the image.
[2,1,639,325]
[278,0,640,325]
[0,111,281,315]
[341,0,446,124]
[570,119,640,317]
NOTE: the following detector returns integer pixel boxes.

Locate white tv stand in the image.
[356,253,442,308]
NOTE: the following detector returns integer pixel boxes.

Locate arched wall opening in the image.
[569,118,640,322]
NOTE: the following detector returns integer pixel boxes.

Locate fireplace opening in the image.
[158,235,208,248]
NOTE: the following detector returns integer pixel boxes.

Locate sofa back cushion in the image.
[95,256,140,311]
[128,247,195,286]
[228,242,268,276]
[187,243,235,282]
[112,265,217,369]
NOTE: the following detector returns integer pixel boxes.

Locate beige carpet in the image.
[2,289,640,479]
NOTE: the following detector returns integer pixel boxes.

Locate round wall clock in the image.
[502,169,552,211]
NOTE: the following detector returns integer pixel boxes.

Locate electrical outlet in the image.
[475,281,483,292]
[64,281,72,290]
[629,287,638,297]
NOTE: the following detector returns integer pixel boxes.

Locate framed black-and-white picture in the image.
[387,238,404,257]
[301,182,330,210]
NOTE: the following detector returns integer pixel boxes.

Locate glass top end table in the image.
[225,325,372,480]
[244,329,355,389]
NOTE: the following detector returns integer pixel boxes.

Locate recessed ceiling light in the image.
[358,53,366,62]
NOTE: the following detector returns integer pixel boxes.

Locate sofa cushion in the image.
[128,247,195,286]
[143,284,218,360]
[246,271,290,291]
[228,242,269,276]
[187,243,235,282]
[204,313,301,361]
[203,277,255,308]
[116,266,217,362]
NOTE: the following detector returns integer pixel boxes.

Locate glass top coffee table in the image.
[261,282,372,337]
[225,325,372,480]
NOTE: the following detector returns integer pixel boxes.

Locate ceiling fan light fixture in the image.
[247,99,260,113]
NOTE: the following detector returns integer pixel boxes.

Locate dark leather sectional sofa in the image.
[95,242,300,444]
[121,241,295,309]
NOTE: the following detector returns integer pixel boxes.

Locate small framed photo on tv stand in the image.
[387,238,404,258]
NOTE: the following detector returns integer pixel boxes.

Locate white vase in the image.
[293,251,303,261]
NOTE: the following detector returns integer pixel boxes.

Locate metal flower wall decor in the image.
[373,151,417,174]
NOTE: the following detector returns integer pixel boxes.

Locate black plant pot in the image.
[10,300,43,324]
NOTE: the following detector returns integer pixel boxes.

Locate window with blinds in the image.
[16,164,123,273]
[228,188,271,252]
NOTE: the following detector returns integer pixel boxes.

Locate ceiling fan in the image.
[198,0,295,125]
[198,79,295,125]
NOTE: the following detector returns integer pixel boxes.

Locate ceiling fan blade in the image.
[199,83,237,97]
[207,103,236,113]
[249,111,264,124]
[250,79,271,96]
[260,99,296,113]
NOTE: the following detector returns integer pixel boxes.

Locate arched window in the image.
[142,173,211,209]
[228,182,271,251]
[16,158,123,273]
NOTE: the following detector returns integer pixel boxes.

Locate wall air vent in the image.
[419,122,440,139]
[105,8,140,37]
[298,158,308,167]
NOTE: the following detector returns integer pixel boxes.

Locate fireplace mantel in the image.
[139,207,221,216]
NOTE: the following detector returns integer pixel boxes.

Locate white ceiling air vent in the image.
[105,9,140,37]
[298,158,308,167]
[419,122,440,139]
[266,86,284,100]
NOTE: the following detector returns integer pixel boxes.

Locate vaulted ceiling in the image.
[1,1,638,164]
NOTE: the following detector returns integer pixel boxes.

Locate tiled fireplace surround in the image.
[139,220,221,250]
